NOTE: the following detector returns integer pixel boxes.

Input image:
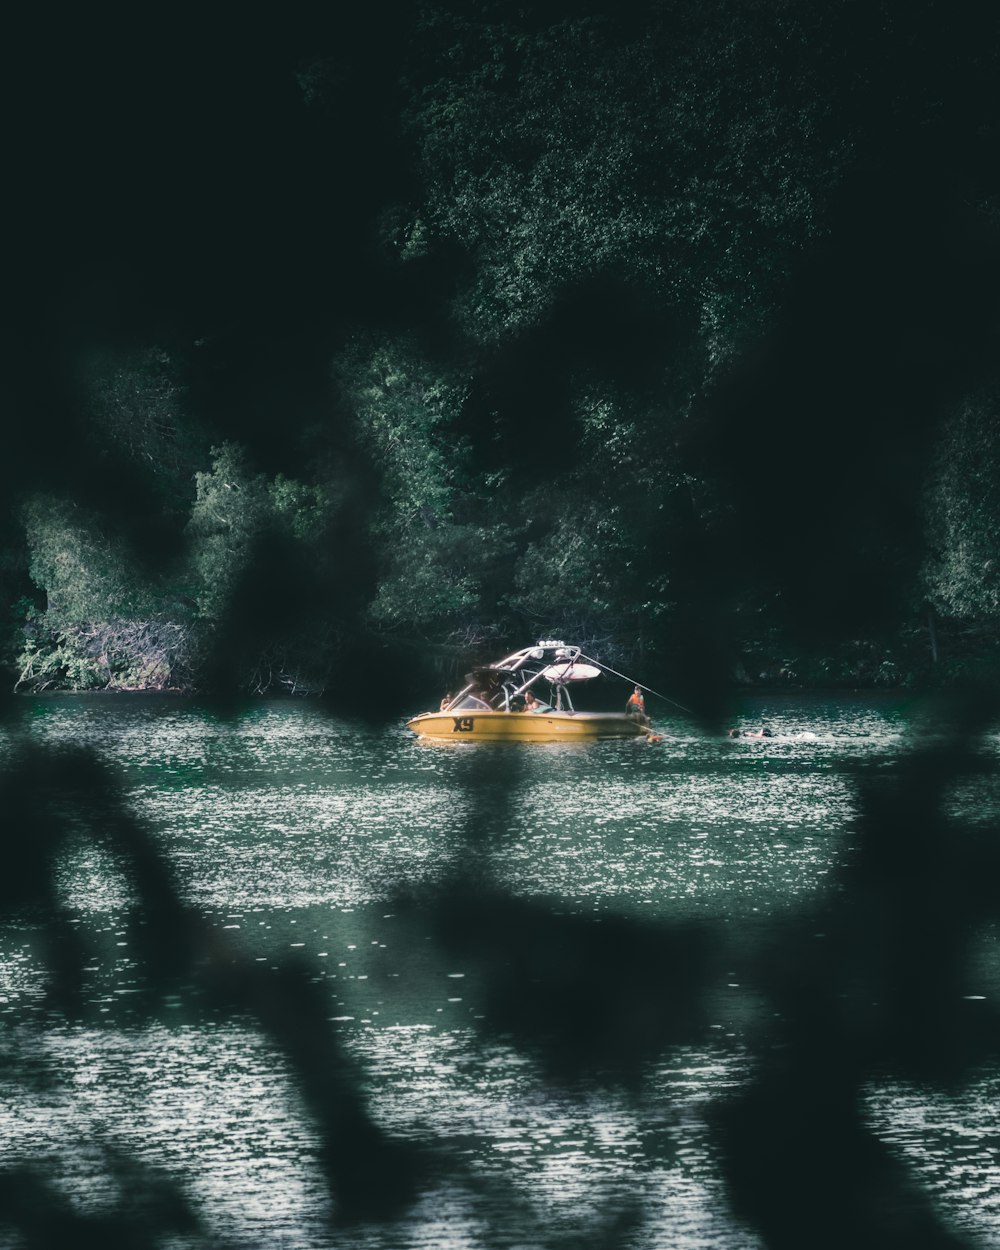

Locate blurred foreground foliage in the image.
[3,0,1000,1244]
[2,684,1000,1247]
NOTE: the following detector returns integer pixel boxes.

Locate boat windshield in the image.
[455,695,491,711]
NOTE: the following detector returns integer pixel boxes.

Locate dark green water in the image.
[0,693,997,1248]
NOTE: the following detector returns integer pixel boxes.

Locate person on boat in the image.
[439,692,453,711]
[524,691,552,713]
[454,692,491,710]
[626,686,647,720]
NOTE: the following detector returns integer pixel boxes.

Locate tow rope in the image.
[578,653,693,717]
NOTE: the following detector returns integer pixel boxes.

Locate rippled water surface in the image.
[1,691,997,1248]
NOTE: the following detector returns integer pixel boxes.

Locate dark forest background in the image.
[5,6,1000,1248]
[5,0,1000,718]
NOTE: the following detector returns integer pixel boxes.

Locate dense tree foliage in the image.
[6,5,1000,1248]
[401,3,844,354]
[15,441,359,694]
[6,0,1000,697]
[16,494,192,692]
[922,389,1000,673]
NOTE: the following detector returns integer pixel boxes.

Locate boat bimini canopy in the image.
[445,641,603,713]
[441,639,691,717]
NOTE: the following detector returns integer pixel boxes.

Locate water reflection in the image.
[0,692,996,1247]
[0,1018,762,1250]
[866,1073,1000,1242]
[19,694,892,918]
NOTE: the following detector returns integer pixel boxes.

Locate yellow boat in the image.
[406,640,654,742]
[407,708,646,741]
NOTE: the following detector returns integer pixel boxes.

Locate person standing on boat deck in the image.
[626,686,646,720]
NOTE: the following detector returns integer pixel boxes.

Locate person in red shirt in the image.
[626,686,646,720]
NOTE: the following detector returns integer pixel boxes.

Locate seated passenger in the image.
[523,691,553,713]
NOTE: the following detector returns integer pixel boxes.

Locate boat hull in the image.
[406,710,647,741]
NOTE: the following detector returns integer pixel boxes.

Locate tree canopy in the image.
[5,0,1000,704]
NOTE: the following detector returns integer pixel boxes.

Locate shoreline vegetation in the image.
[5,7,1000,1249]
[7,618,992,700]
[5,409,997,701]
[4,5,1000,710]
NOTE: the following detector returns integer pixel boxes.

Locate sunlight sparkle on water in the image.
[1,692,990,1248]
